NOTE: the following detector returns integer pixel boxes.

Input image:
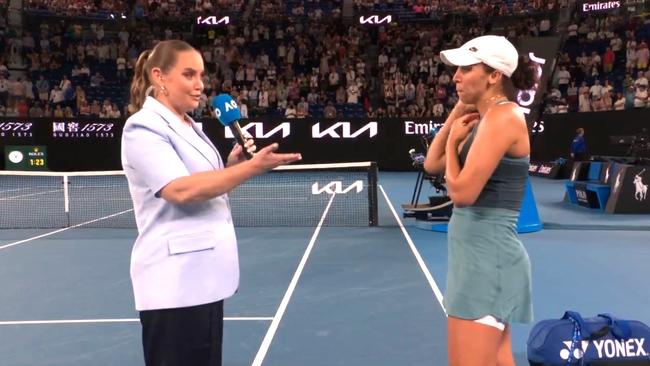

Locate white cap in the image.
[440,35,519,77]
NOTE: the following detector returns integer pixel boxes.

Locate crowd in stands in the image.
[0,0,646,120]
[354,0,566,18]
[25,0,126,17]
[25,0,246,20]
[544,12,650,113]
[254,0,342,21]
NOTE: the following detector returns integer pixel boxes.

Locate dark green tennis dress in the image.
[444,103,533,324]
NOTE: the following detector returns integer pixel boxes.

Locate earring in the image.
[161,85,168,96]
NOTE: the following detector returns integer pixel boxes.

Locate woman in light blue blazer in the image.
[121,40,301,366]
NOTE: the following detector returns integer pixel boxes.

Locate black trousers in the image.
[139,300,224,366]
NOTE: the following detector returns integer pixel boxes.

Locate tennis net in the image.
[0,162,378,228]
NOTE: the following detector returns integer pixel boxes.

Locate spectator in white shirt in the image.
[116,55,126,79]
[601,91,613,111]
[118,27,129,46]
[634,85,648,108]
[635,71,648,89]
[5,105,18,117]
[613,92,626,110]
[589,80,603,99]
[602,80,614,95]
[378,52,388,68]
[80,64,91,77]
[591,95,605,111]
[328,70,340,90]
[345,67,355,85]
[610,36,623,53]
[237,98,248,118]
[39,38,50,51]
[296,98,309,118]
[284,102,297,118]
[50,86,65,105]
[576,52,589,72]
[567,22,578,38]
[557,66,571,95]
[590,51,601,70]
[23,78,34,100]
[626,41,638,72]
[579,90,591,112]
[347,83,359,104]
[10,77,26,100]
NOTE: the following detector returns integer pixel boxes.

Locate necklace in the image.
[476,95,508,118]
[485,94,508,103]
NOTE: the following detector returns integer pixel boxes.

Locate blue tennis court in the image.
[1,173,649,365]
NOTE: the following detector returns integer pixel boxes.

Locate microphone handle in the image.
[231,122,254,160]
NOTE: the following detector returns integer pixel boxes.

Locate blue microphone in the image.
[212,93,253,160]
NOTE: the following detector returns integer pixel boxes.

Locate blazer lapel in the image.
[143,97,221,170]
[193,124,225,169]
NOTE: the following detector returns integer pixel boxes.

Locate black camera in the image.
[610,129,650,158]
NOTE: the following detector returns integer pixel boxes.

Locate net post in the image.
[368,162,379,226]
[63,174,70,227]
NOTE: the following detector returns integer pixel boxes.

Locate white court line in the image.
[379,185,447,315]
[0,189,63,200]
[0,187,47,194]
[0,209,134,252]
[0,317,273,325]
[251,193,336,366]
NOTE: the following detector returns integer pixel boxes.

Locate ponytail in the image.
[510,55,539,91]
[496,55,540,101]
[128,49,152,113]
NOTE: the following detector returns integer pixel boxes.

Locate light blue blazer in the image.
[121,96,239,311]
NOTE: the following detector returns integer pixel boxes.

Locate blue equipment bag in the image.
[527,311,650,365]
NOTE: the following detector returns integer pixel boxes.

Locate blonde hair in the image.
[128,40,197,113]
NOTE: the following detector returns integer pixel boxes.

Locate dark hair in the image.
[128,40,197,113]
[482,55,540,100]
[510,55,539,90]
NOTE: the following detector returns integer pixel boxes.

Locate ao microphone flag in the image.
[212,93,253,160]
